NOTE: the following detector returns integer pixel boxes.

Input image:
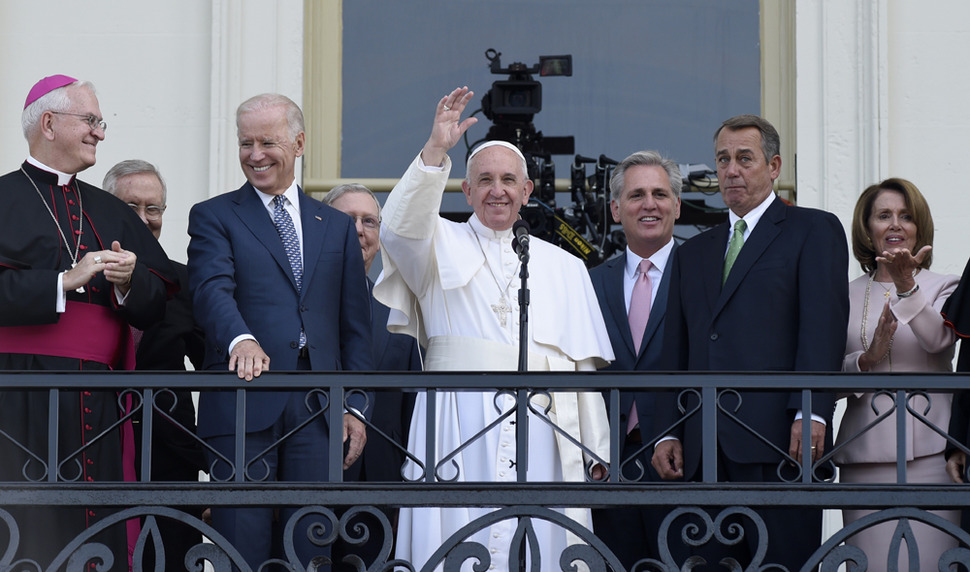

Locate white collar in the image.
[26,156,74,186]
[254,181,301,212]
[625,239,674,278]
[728,191,776,232]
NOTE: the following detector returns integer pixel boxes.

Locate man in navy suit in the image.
[324,183,421,481]
[325,183,421,570]
[651,115,848,570]
[187,94,373,568]
[589,151,681,568]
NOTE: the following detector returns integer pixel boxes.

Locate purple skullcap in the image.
[24,74,78,109]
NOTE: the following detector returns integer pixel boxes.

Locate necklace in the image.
[872,279,893,300]
[861,272,893,370]
[21,167,86,293]
[471,224,520,328]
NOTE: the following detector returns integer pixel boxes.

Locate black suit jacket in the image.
[655,196,848,479]
[349,282,421,482]
[590,245,675,451]
[133,261,206,478]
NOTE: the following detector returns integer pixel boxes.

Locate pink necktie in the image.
[628,259,652,354]
[627,259,652,434]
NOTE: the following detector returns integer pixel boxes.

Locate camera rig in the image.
[471,49,724,268]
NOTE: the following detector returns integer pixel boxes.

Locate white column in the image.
[795,0,888,227]
[208,0,305,198]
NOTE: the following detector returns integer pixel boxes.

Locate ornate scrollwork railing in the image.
[0,371,968,571]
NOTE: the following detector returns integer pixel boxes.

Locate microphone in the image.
[511,219,531,257]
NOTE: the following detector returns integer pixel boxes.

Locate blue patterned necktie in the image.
[272,195,306,348]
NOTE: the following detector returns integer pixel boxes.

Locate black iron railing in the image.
[0,371,969,571]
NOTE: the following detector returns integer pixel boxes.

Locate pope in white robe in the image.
[374,87,614,572]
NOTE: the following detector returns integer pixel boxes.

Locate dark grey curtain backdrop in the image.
[341,0,760,180]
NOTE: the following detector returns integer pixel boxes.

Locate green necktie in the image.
[722,219,747,285]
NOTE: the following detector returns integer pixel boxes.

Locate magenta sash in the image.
[0,300,140,561]
[0,301,135,370]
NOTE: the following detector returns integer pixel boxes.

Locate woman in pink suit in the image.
[834,178,960,570]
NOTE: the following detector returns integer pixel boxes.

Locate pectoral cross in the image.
[491,297,512,327]
[71,262,84,294]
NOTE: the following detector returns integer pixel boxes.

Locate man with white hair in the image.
[0,75,176,565]
[375,87,613,572]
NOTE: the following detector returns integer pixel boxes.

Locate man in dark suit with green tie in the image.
[651,115,849,570]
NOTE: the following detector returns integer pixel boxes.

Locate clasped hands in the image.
[62,240,136,295]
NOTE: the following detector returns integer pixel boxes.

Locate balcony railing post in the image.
[897,389,908,484]
[702,385,717,483]
[425,388,436,483]
[140,388,153,482]
[47,388,58,483]
[234,388,246,482]
[801,388,813,483]
[330,381,344,483]
[608,387,620,483]
[516,387,529,483]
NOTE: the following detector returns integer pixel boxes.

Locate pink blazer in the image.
[834,269,959,464]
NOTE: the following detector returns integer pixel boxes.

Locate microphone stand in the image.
[516,244,530,372]
[514,236,530,572]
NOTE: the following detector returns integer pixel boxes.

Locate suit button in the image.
[290,341,298,349]
[710,333,719,341]
[300,305,308,312]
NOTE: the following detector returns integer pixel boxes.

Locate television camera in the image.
[473,49,722,268]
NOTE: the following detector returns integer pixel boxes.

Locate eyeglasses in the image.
[127,203,166,221]
[52,111,107,132]
[352,215,380,231]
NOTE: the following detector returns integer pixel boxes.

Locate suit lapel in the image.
[715,197,784,316]
[233,184,297,291]
[298,188,327,300]
[636,243,676,364]
[702,223,730,312]
[603,255,637,357]
[370,281,391,367]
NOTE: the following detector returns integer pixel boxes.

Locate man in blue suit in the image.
[324,183,421,482]
[651,115,848,570]
[589,151,681,568]
[325,183,421,571]
[187,94,373,568]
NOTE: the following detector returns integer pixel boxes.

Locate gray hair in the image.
[21,80,96,140]
[103,159,167,205]
[609,150,683,201]
[323,183,381,217]
[714,114,780,163]
[236,93,304,141]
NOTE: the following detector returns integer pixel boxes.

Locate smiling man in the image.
[588,150,682,567]
[187,93,373,568]
[0,75,176,565]
[375,86,613,572]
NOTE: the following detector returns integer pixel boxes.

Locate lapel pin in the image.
[315,215,322,221]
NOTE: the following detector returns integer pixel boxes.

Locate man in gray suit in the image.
[589,151,681,567]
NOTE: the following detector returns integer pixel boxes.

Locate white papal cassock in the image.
[374,153,614,572]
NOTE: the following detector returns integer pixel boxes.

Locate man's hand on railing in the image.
[228,339,270,381]
[947,451,966,483]
[342,413,367,470]
[652,439,684,480]
[789,419,825,463]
